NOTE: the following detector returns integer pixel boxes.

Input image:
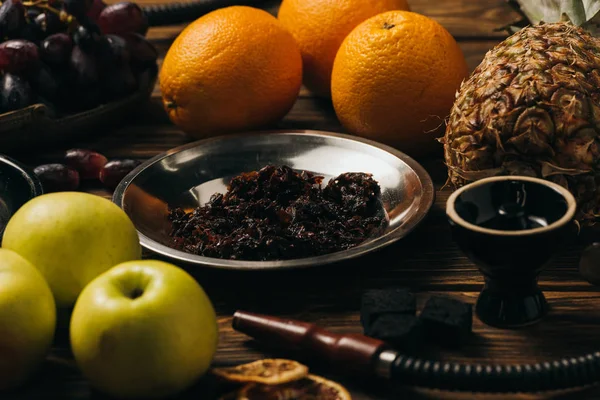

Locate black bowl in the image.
[0,155,43,239]
[446,176,577,328]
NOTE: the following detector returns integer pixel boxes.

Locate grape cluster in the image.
[34,148,141,191]
[0,0,157,114]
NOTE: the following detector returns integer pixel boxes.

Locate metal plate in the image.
[0,155,43,239]
[113,130,435,270]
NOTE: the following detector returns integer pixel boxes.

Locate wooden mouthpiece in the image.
[232,310,389,374]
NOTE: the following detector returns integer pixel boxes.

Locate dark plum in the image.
[0,73,34,112]
[100,159,140,189]
[64,148,108,180]
[34,164,80,192]
[0,0,26,39]
[0,40,39,73]
[119,32,157,68]
[40,33,73,68]
[97,2,148,36]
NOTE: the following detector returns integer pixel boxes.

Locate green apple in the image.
[70,260,218,399]
[0,248,56,391]
[2,192,141,308]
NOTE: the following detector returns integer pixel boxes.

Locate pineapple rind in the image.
[442,22,600,224]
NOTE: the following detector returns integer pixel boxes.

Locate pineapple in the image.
[442,1,600,224]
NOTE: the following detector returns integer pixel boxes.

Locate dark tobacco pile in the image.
[168,165,387,261]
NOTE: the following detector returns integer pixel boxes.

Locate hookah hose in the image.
[233,311,600,393]
[388,352,600,392]
[142,0,273,27]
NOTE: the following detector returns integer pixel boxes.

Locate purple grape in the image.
[18,23,44,43]
[101,63,136,100]
[40,33,73,68]
[118,32,157,68]
[64,148,107,180]
[97,2,148,36]
[0,40,39,73]
[34,164,80,192]
[0,0,25,39]
[103,34,130,64]
[22,9,44,42]
[28,63,60,102]
[100,159,140,189]
[69,45,98,86]
[79,15,101,34]
[72,24,98,53]
[0,73,34,112]
[34,13,46,31]
[62,0,92,19]
[26,8,41,20]
[87,0,106,22]
[67,46,101,110]
[35,12,63,35]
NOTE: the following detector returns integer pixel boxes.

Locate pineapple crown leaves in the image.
[501,0,600,35]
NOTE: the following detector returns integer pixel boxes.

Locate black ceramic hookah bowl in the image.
[446,176,577,328]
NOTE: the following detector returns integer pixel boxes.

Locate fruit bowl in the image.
[112,130,435,270]
[0,67,157,152]
[0,0,160,153]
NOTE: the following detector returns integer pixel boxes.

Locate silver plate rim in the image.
[112,129,435,270]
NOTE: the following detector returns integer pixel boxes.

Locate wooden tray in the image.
[0,67,158,153]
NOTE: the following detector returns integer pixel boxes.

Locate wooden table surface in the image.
[7,0,600,399]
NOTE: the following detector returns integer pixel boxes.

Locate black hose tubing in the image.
[143,0,273,27]
[392,353,600,392]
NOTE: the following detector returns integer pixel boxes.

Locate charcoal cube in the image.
[419,296,472,347]
[365,314,422,350]
[360,288,416,329]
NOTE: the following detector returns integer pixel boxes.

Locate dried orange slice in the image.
[212,359,309,385]
[219,374,352,400]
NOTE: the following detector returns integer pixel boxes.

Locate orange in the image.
[159,6,303,138]
[331,11,469,156]
[277,0,409,98]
